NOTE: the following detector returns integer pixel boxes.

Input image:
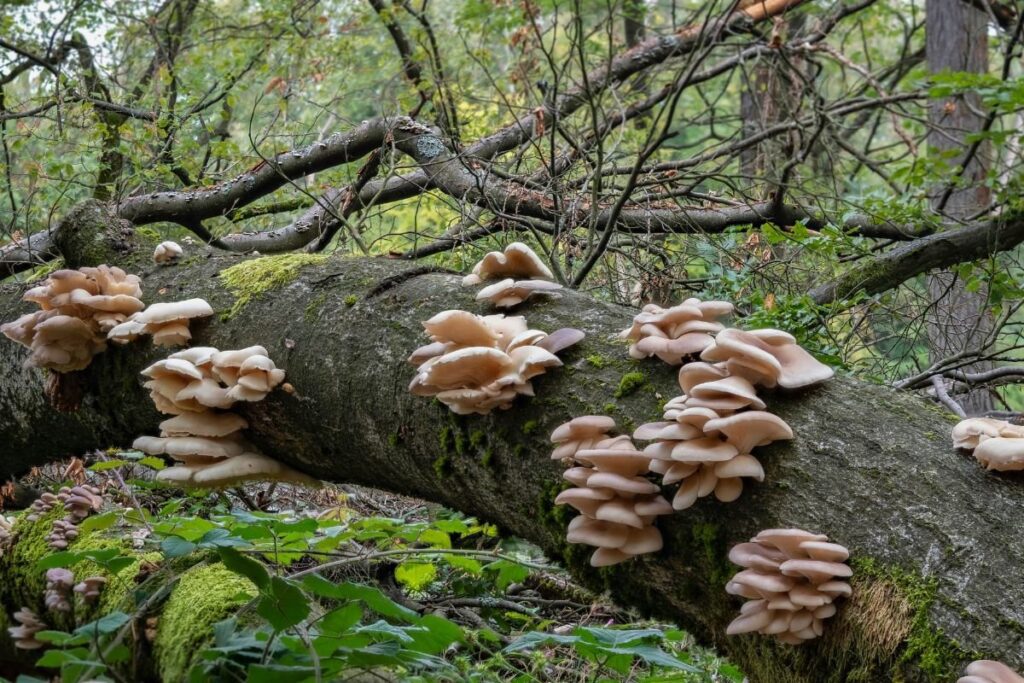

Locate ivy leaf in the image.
[256,576,310,631]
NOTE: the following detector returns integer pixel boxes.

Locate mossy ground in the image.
[219,253,329,319]
[154,563,256,681]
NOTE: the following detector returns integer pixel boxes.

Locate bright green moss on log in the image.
[219,253,328,319]
[154,564,256,681]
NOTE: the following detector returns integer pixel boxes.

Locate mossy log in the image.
[1,228,1022,682]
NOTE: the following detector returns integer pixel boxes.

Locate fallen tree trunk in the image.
[1,223,1022,682]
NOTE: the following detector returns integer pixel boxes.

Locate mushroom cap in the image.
[670,437,739,463]
[619,526,663,555]
[536,327,585,354]
[175,377,235,410]
[594,498,645,528]
[555,487,615,515]
[633,494,673,516]
[423,310,498,347]
[714,454,766,481]
[753,529,829,557]
[779,559,853,584]
[566,516,630,548]
[729,568,795,594]
[633,420,701,442]
[136,298,213,324]
[589,547,633,567]
[702,327,833,389]
[551,416,616,443]
[729,542,786,572]
[463,242,554,285]
[211,345,270,369]
[678,362,730,394]
[107,318,147,344]
[162,435,247,460]
[190,453,316,487]
[959,660,1024,683]
[418,347,513,389]
[585,471,660,495]
[476,278,563,308]
[973,437,1024,471]
[704,412,794,453]
[574,448,651,476]
[159,412,248,438]
[686,376,766,411]
[154,241,183,263]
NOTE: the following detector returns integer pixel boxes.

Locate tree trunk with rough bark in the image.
[926,0,995,415]
[1,214,1022,682]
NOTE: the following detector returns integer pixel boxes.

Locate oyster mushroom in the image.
[462,242,554,285]
[153,240,183,264]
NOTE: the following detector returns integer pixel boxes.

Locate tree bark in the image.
[1,224,1022,682]
[925,0,995,414]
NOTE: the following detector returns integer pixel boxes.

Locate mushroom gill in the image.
[110,298,214,347]
[725,528,852,645]
[408,310,584,414]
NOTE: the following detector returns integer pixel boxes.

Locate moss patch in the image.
[614,372,647,398]
[219,253,328,320]
[154,564,256,681]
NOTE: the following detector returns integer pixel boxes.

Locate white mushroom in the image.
[153,241,184,264]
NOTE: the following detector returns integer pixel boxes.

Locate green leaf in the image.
[395,561,436,591]
[443,554,482,574]
[256,576,310,631]
[247,664,317,683]
[89,459,130,471]
[76,611,131,637]
[416,528,451,548]
[78,510,117,532]
[485,559,530,590]
[34,551,81,570]
[161,535,197,558]
[319,603,362,635]
[218,547,270,589]
[300,577,417,622]
[139,456,167,470]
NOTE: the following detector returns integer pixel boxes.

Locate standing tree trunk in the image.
[0,216,1022,682]
[926,0,995,415]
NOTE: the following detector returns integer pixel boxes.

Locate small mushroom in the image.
[476,278,563,308]
[44,568,75,612]
[620,298,733,366]
[952,417,1024,450]
[133,298,214,347]
[74,576,107,605]
[972,437,1024,472]
[550,416,617,459]
[462,242,554,285]
[8,608,47,649]
[153,241,183,264]
[701,328,833,389]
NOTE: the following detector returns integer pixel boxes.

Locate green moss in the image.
[433,454,452,478]
[304,291,329,322]
[154,564,256,682]
[69,535,162,617]
[585,355,609,369]
[135,226,161,241]
[23,258,65,283]
[521,421,539,435]
[690,522,732,592]
[614,372,647,398]
[852,557,976,681]
[480,447,494,468]
[603,402,617,414]
[438,425,453,453]
[343,294,358,306]
[387,432,400,448]
[219,253,328,320]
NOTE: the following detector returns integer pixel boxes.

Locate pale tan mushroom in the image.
[725,528,851,645]
[701,328,833,389]
[952,417,1024,450]
[973,437,1024,472]
[210,346,286,401]
[134,298,214,347]
[620,298,733,366]
[462,242,554,285]
[476,278,563,308]
[550,416,617,459]
[8,608,47,649]
[958,660,1024,683]
[154,240,183,264]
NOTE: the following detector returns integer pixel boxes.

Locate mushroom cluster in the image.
[725,528,851,645]
[132,346,312,488]
[108,298,213,347]
[75,576,107,605]
[551,417,673,567]
[153,240,183,264]
[619,298,734,365]
[408,310,583,414]
[633,328,832,509]
[24,484,103,550]
[462,242,563,308]
[44,568,75,612]
[952,417,1024,472]
[8,608,47,650]
[958,660,1024,683]
[1,265,144,371]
